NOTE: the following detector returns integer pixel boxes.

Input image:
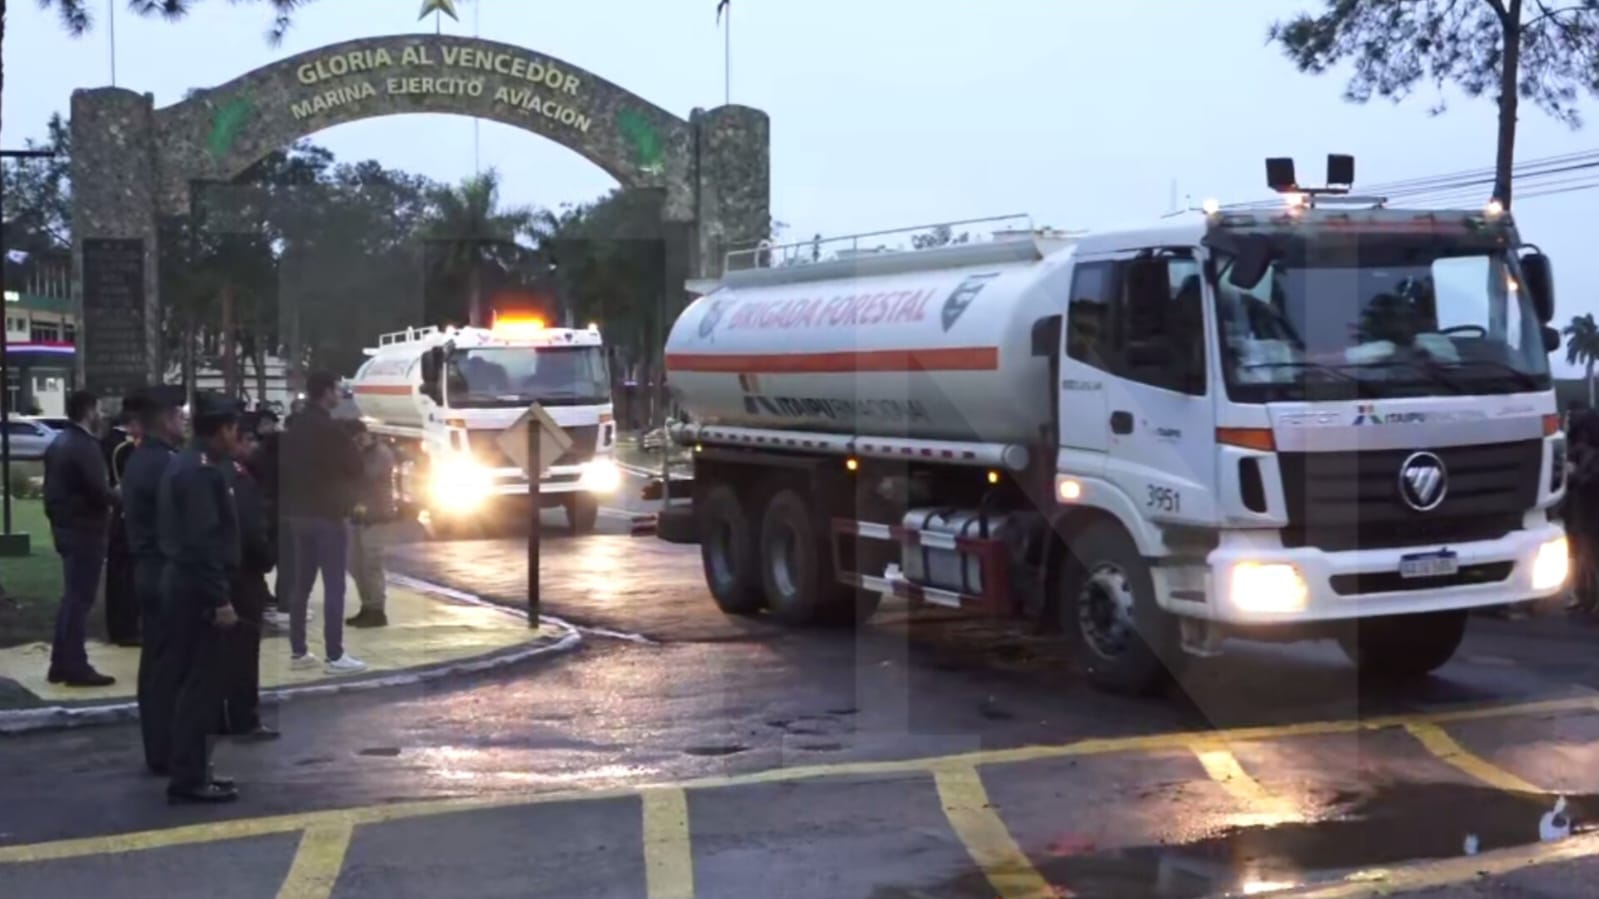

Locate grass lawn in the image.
[0,491,68,649]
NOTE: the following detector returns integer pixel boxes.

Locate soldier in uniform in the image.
[157,393,244,804]
[122,386,185,775]
[220,414,279,740]
[103,393,144,647]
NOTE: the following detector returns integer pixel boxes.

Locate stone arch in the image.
[69,33,768,394]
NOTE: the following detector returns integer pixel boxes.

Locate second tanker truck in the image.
[658,170,1570,695]
[351,315,623,538]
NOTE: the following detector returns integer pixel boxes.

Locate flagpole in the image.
[724,1,731,105]
[108,0,117,86]
[474,0,481,175]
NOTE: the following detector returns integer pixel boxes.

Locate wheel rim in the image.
[1077,563,1136,659]
[708,518,737,588]
[767,524,800,600]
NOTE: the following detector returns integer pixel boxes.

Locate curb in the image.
[0,583,583,735]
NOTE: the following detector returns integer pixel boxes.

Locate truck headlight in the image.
[579,458,622,494]
[1229,562,1309,615]
[1532,536,1569,592]
[431,459,492,513]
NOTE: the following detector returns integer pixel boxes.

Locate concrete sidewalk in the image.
[0,576,575,722]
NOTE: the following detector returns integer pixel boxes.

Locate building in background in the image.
[4,282,76,417]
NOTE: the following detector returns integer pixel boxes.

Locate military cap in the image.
[191,391,243,424]
[141,385,186,413]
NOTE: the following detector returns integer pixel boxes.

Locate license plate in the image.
[1399,551,1459,579]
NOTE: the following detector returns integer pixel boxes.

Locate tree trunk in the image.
[1494,1,1524,208]
[468,259,483,327]
[221,281,239,398]
[182,318,197,420]
[1588,357,1594,408]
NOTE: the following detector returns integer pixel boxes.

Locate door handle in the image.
[1110,411,1133,435]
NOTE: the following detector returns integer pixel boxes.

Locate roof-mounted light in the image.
[1201,198,1221,215]
[1484,198,1505,218]
[491,315,546,339]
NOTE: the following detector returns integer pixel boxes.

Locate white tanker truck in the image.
[351,316,622,537]
[659,180,1570,695]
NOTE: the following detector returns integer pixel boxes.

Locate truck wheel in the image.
[1059,522,1179,696]
[1337,610,1467,680]
[758,488,852,626]
[565,495,600,536]
[699,484,763,615]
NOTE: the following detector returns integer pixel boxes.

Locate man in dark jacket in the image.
[103,395,144,647]
[124,386,185,774]
[346,421,397,628]
[281,372,366,673]
[220,416,279,739]
[42,389,117,687]
[158,393,244,804]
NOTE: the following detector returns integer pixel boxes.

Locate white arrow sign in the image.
[497,403,573,481]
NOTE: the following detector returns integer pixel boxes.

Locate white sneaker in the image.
[290,653,320,671]
[325,654,367,674]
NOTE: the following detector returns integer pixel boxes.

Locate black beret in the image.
[141,385,186,413]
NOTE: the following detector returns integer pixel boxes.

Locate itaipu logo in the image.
[1352,403,1427,427]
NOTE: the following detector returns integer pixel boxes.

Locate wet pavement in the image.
[5,484,1599,895]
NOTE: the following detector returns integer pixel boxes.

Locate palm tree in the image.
[3,1,307,141]
[1565,314,1599,407]
[420,169,537,327]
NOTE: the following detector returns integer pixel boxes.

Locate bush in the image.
[5,470,42,501]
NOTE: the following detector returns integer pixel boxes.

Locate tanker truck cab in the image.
[353,318,621,538]
[665,194,1567,696]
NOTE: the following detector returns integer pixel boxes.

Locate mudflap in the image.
[655,505,700,544]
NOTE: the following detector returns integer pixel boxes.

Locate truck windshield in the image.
[1213,237,1550,402]
[444,345,611,408]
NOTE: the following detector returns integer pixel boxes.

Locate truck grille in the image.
[1277,440,1540,553]
[468,425,598,468]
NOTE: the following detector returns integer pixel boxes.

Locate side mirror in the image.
[1543,326,1561,354]
[1031,315,1062,357]
[1228,235,1274,289]
[1520,252,1555,323]
[419,348,444,404]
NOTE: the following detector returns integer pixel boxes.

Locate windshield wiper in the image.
[1433,359,1543,391]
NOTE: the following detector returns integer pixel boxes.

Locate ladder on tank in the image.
[718,214,1084,290]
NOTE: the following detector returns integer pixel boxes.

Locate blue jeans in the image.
[288,517,348,660]
[50,527,107,672]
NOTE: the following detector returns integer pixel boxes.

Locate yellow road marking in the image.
[1189,740,1299,825]
[640,788,696,899]
[1280,831,1599,898]
[933,766,1056,899]
[276,821,354,899]
[1403,721,1546,793]
[1,693,1595,865]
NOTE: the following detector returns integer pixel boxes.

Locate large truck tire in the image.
[757,488,858,626]
[1059,521,1180,696]
[698,484,763,615]
[1337,610,1467,679]
[565,494,600,536]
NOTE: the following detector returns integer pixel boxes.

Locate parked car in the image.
[30,416,72,432]
[2,417,59,461]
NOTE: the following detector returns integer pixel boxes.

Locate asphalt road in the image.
[5,480,1599,897]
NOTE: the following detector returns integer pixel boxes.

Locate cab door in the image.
[1055,257,1118,477]
[1097,249,1219,528]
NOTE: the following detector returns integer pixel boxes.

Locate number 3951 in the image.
[1146,485,1180,513]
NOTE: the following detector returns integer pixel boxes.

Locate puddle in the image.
[358,746,403,757]
[877,781,1597,898]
